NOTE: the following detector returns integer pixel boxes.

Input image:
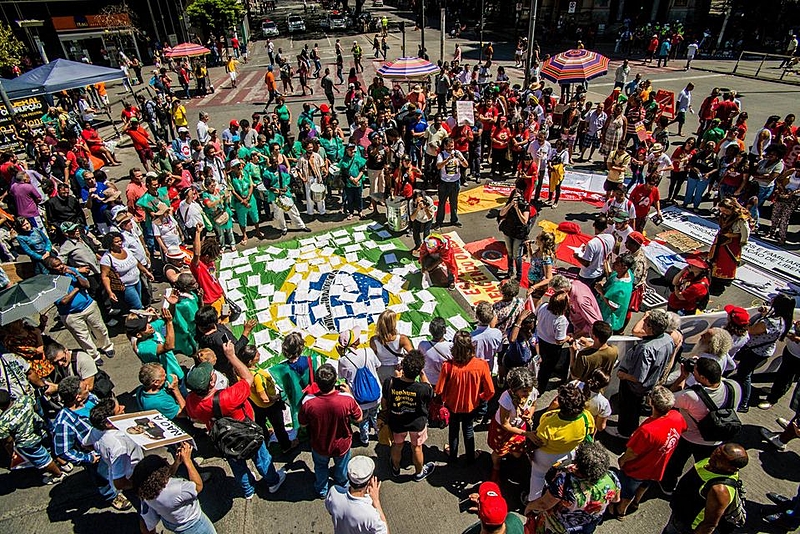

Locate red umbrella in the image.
[164,43,211,58]
[541,49,609,84]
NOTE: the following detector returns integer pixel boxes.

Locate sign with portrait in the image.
[108,410,193,450]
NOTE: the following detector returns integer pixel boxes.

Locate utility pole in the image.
[479,0,485,61]
[523,0,539,87]
[400,21,406,56]
[420,0,425,57]
[716,1,732,51]
[440,8,445,64]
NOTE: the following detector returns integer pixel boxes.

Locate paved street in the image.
[1,5,800,533]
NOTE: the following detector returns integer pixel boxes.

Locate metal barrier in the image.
[732,50,798,79]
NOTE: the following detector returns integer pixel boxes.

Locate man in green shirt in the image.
[340,143,367,219]
[596,254,634,334]
[125,308,184,381]
[135,172,170,229]
[264,158,309,235]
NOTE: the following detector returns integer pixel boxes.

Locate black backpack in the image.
[208,392,264,460]
[690,381,742,442]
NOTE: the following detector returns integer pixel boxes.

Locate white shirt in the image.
[578,233,615,279]
[527,139,551,168]
[676,89,692,113]
[196,121,209,144]
[141,478,202,532]
[535,302,569,345]
[675,380,741,445]
[325,485,388,534]
[86,428,144,486]
[424,341,452,386]
[586,110,607,137]
[686,43,699,58]
[120,225,150,268]
[178,200,204,229]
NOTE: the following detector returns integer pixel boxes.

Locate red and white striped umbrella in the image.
[540,49,609,84]
[377,57,440,81]
[164,43,211,58]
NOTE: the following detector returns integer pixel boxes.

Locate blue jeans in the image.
[228,441,279,498]
[343,187,363,215]
[718,183,738,201]
[123,281,143,311]
[163,512,217,534]
[312,448,350,497]
[733,347,767,409]
[504,235,524,278]
[142,222,155,254]
[357,406,379,446]
[91,461,118,501]
[683,176,708,209]
[758,183,775,207]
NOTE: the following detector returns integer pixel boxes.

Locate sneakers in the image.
[736,405,749,413]
[268,468,287,493]
[604,427,631,440]
[94,358,105,367]
[766,492,792,508]
[107,318,119,327]
[414,462,435,482]
[453,221,463,228]
[776,417,791,429]
[111,493,132,510]
[758,401,774,410]
[43,472,66,485]
[760,427,787,451]
[59,462,74,473]
[301,227,312,233]
[104,349,116,359]
[390,461,400,478]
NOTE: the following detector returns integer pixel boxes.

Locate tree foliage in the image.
[0,22,27,70]
[186,0,245,37]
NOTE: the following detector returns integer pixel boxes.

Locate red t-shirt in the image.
[185,379,253,431]
[190,258,224,304]
[714,100,738,123]
[298,391,361,457]
[491,126,511,150]
[623,410,687,481]
[477,104,498,132]
[126,128,151,151]
[629,184,660,218]
[667,274,709,312]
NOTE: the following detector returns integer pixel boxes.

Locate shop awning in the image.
[3,58,126,99]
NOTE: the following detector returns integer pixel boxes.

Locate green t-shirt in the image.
[136,187,170,224]
[135,318,185,380]
[263,167,293,203]
[136,386,180,419]
[598,270,633,332]
[0,395,42,448]
[275,104,290,122]
[462,514,525,534]
[339,153,367,188]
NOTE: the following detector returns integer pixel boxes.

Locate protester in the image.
[336,328,382,448]
[325,456,389,533]
[488,367,538,482]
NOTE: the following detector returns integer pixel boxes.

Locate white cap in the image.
[347,456,375,485]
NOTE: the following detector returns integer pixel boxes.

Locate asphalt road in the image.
[1,5,799,533]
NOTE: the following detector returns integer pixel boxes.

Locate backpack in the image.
[701,476,747,532]
[343,349,381,404]
[67,353,114,398]
[208,392,264,460]
[690,381,742,442]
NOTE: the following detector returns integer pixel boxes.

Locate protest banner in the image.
[0,96,48,152]
[455,100,475,126]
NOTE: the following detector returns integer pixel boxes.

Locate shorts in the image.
[603,178,623,192]
[580,134,600,150]
[367,168,386,200]
[136,147,153,164]
[616,469,648,499]
[392,426,428,447]
[676,111,686,125]
[229,71,238,81]
[16,443,53,469]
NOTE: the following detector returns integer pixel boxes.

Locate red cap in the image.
[724,305,750,327]
[478,482,507,527]
[686,256,709,270]
[627,231,649,246]
[319,103,331,113]
[229,120,239,127]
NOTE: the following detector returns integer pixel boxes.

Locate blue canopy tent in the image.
[3,59,126,99]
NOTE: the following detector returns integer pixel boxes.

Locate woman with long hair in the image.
[370,310,413,383]
[498,178,532,280]
[708,197,750,294]
[15,218,52,275]
[525,231,556,308]
[734,293,796,412]
[768,160,800,244]
[131,444,216,534]
[436,330,495,464]
[667,137,696,203]
[201,178,235,252]
[488,367,538,482]
[536,292,572,391]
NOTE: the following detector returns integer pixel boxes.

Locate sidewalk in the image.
[688,57,800,86]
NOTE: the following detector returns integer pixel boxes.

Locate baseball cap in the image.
[229,158,242,167]
[178,126,189,134]
[125,315,149,337]
[477,482,508,527]
[130,117,139,123]
[60,221,81,233]
[612,211,629,223]
[230,120,240,127]
[186,362,214,392]
[319,103,331,113]
[724,305,750,327]
[338,327,361,348]
[627,231,648,246]
[347,456,375,485]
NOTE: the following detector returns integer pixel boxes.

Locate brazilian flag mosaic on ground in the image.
[219,221,474,370]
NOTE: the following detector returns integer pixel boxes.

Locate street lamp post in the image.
[479,0,485,61]
[523,0,539,87]
[420,0,426,57]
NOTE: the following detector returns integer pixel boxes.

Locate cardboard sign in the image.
[455,101,475,126]
[0,96,48,152]
[108,410,193,450]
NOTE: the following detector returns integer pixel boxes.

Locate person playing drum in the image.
[296,139,328,217]
[419,233,459,290]
[339,143,367,220]
[264,157,310,236]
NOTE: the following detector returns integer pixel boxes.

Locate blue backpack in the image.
[344,349,381,404]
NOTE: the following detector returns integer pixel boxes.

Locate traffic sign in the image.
[568,1,577,13]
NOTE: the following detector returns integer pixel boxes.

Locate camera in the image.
[679,356,696,373]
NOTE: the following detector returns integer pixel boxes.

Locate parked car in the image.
[372,0,384,6]
[261,20,279,37]
[287,15,306,33]
[321,10,351,31]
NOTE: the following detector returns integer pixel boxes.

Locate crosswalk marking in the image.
[221,71,261,104]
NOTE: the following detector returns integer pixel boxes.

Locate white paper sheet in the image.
[420,301,437,314]
[307,322,329,338]
[247,274,261,287]
[272,291,287,303]
[277,304,293,318]
[312,304,330,318]
[256,310,272,323]
[449,315,471,330]
[314,337,337,352]
[275,318,294,332]
[397,320,413,336]
[339,292,360,303]
[253,329,271,346]
[417,289,435,302]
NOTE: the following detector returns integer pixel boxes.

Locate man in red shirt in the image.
[696,88,720,136]
[184,340,286,499]
[611,385,686,517]
[125,168,147,223]
[80,121,121,166]
[713,93,739,130]
[124,118,154,171]
[629,175,662,232]
[667,257,710,315]
[299,363,363,498]
[477,97,498,161]
[490,116,512,177]
[190,228,225,311]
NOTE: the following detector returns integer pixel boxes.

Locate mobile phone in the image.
[458,498,473,513]
[222,332,231,344]
[163,288,173,310]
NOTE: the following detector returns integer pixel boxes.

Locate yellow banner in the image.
[445,232,504,306]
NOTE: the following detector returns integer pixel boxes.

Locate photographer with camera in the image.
[498,178,534,280]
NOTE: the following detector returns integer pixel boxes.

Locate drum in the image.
[311,183,327,203]
[386,197,409,233]
[328,163,341,177]
[276,195,294,212]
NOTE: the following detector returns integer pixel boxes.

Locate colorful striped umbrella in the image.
[377,57,440,81]
[164,43,211,58]
[540,49,609,84]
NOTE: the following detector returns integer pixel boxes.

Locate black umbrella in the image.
[0,274,71,325]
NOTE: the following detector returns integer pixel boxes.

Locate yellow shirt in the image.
[249,367,278,408]
[536,409,595,455]
[226,58,238,73]
[172,105,188,127]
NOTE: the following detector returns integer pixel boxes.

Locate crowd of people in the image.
[0,28,799,534]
